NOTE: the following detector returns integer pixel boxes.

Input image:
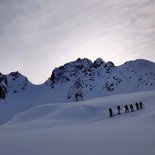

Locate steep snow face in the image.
[7,72,29,93]
[0,71,29,100]
[46,58,155,101]
[0,72,32,124]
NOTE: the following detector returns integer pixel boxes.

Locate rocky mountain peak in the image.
[0,71,29,99]
[49,58,115,87]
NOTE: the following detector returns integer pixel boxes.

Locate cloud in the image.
[0,0,154,84]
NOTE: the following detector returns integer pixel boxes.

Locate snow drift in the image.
[0,90,155,155]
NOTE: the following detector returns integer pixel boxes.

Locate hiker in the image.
[125,104,129,113]
[130,104,134,112]
[117,105,121,114]
[139,102,144,109]
[135,102,140,110]
[109,108,113,117]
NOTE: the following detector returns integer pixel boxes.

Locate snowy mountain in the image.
[0,58,155,124]
[46,58,155,101]
[0,71,28,99]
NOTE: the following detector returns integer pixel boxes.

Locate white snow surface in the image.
[0,90,155,155]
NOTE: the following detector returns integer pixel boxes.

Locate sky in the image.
[0,0,155,84]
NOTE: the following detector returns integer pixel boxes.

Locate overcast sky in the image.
[0,0,155,84]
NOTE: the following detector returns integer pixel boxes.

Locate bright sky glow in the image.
[0,0,155,84]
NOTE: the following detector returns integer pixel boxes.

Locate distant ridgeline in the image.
[1,58,155,102]
[0,71,28,100]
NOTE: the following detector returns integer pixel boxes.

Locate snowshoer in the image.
[117,105,121,114]
[125,104,129,113]
[130,104,134,112]
[135,102,140,110]
[109,108,113,117]
[139,102,144,109]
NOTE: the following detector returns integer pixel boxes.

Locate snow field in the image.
[0,90,155,155]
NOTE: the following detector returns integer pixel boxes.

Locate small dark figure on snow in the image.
[130,104,134,112]
[139,102,144,109]
[135,102,140,110]
[109,108,113,117]
[125,104,129,113]
[117,105,121,114]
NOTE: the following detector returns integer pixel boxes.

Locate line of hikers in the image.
[109,101,144,117]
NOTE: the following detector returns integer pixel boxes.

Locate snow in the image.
[0,90,155,155]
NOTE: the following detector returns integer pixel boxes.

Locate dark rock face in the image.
[0,86,6,99]
[0,73,8,99]
[46,58,155,101]
[47,58,115,101]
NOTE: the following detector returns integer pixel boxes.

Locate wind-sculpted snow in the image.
[7,90,155,125]
[0,91,155,155]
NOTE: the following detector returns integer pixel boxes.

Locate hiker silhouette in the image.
[109,108,113,117]
[135,102,140,110]
[130,104,134,112]
[125,104,129,113]
[139,102,144,109]
[117,105,121,114]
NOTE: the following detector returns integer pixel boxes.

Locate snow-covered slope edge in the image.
[6,90,155,125]
[0,90,155,155]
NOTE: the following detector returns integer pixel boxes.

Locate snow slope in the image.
[0,90,155,155]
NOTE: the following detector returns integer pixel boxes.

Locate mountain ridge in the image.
[0,58,155,124]
[0,58,155,100]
